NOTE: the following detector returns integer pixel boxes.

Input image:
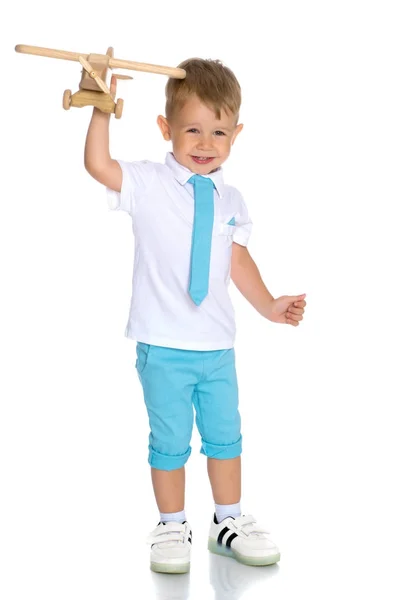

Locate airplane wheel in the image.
[115,98,123,119]
[63,89,71,110]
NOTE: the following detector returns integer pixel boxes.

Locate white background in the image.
[1,1,399,599]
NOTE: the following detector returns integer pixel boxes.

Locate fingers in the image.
[286,306,304,325]
[286,295,306,326]
[294,300,306,308]
[287,306,304,316]
[286,316,300,326]
[289,294,306,303]
[286,313,303,322]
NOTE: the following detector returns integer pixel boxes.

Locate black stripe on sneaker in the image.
[188,537,192,544]
[226,532,238,548]
[213,513,218,524]
[217,526,230,545]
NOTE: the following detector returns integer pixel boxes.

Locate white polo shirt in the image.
[106,152,252,350]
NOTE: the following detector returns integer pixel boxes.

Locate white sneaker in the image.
[208,513,280,566]
[147,520,192,574]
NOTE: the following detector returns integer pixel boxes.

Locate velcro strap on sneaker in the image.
[147,532,186,545]
[234,515,271,535]
[146,522,187,545]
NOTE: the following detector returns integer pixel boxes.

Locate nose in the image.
[196,133,214,150]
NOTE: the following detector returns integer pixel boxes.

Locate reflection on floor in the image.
[150,551,279,600]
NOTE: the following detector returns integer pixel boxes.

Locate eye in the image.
[214,130,226,136]
[187,128,199,133]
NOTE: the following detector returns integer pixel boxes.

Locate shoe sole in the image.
[150,561,190,574]
[208,538,280,566]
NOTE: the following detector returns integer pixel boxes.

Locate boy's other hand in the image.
[268,294,306,326]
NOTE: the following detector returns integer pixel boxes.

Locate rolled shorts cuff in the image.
[200,435,242,459]
[148,445,192,471]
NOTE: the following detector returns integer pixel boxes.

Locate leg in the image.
[149,463,193,574]
[195,351,281,566]
[136,343,201,512]
[135,344,202,575]
[192,348,242,503]
[207,456,241,504]
[151,466,185,513]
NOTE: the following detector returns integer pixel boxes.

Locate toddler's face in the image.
[157,95,243,175]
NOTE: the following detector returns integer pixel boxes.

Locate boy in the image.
[84,58,306,574]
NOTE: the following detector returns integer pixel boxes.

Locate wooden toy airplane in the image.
[15,44,186,119]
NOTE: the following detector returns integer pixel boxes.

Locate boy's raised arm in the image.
[84,107,122,193]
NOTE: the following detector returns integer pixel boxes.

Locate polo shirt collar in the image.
[165,152,224,198]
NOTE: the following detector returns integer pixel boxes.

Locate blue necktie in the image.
[188,175,215,305]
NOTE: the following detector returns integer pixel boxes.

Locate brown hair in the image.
[165,58,241,122]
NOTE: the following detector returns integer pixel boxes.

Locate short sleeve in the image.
[106,159,155,216]
[233,190,253,247]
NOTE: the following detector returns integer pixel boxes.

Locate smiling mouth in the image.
[191,156,215,163]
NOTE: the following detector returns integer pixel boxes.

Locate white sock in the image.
[215,502,241,523]
[159,509,186,524]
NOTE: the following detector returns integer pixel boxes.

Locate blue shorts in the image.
[135,343,242,471]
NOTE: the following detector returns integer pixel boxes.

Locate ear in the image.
[231,123,244,145]
[157,115,171,141]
